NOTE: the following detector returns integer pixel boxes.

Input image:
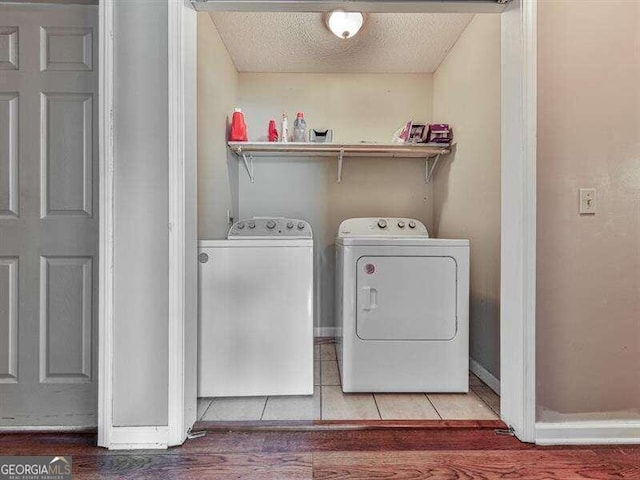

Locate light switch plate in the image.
[579,188,596,214]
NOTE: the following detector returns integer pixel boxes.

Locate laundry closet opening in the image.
[195,8,502,424]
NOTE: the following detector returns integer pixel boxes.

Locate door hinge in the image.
[495,425,515,436]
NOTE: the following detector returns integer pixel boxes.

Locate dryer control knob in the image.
[377,219,388,229]
[248,221,256,229]
[297,222,305,230]
[397,220,406,228]
[408,220,416,229]
[286,221,294,229]
[236,222,245,229]
[266,220,276,230]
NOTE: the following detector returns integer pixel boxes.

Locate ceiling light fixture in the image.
[325,10,364,40]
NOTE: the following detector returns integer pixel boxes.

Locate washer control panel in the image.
[228,217,312,238]
[337,218,428,237]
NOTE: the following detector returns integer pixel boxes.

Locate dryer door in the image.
[356,256,457,340]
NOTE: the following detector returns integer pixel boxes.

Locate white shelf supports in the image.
[238,150,255,183]
[228,142,450,184]
[426,153,443,183]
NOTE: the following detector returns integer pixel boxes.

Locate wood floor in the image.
[1,427,638,479]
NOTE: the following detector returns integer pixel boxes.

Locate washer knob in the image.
[297,222,305,230]
[236,222,245,230]
[248,221,256,229]
[408,220,416,229]
[397,221,405,228]
[377,219,388,229]
[286,221,294,229]
[266,220,276,230]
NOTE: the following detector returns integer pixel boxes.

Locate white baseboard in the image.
[108,426,169,450]
[469,358,500,395]
[315,327,338,338]
[536,421,640,445]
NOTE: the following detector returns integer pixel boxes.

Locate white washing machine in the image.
[335,217,469,393]
[198,217,314,397]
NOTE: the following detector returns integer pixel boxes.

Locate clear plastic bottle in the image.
[293,112,307,143]
[281,113,289,143]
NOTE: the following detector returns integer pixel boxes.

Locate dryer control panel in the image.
[337,217,428,238]
[228,217,312,238]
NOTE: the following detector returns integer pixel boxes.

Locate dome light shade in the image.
[326,11,364,39]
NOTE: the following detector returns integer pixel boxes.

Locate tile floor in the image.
[197,340,500,422]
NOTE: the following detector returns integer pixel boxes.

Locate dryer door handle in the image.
[361,286,378,311]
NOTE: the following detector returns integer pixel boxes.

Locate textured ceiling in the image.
[209,12,474,73]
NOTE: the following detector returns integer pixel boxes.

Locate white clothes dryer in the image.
[335,218,469,392]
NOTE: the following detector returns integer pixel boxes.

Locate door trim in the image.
[169,0,537,445]
[167,0,198,448]
[97,0,114,448]
[500,0,537,443]
[97,0,198,449]
[108,426,169,450]
[191,0,509,14]
[167,0,187,448]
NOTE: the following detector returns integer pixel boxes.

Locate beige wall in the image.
[432,15,502,380]
[237,73,434,329]
[537,1,640,421]
[238,73,433,144]
[198,13,239,239]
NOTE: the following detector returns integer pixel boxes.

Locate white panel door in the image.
[356,256,458,340]
[0,5,98,427]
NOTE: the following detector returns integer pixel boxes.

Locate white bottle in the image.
[281,113,289,143]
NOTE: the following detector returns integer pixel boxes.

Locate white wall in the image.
[198,13,239,239]
[432,15,502,381]
[237,73,434,331]
[112,0,169,426]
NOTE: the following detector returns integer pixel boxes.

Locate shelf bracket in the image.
[337,149,344,183]
[425,154,441,184]
[240,151,255,183]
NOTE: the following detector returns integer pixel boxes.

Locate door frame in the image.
[97,0,113,448]
[98,0,537,446]
[500,0,537,442]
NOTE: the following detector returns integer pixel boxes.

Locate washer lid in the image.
[228,217,312,239]
[199,239,313,248]
[337,217,429,239]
